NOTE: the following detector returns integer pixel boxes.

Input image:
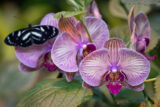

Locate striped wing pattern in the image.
[4,25,58,47]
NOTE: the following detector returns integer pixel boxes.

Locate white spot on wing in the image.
[32,32,42,37]
[18,31,21,37]
[35,28,40,30]
[40,27,45,32]
[22,33,30,40]
[22,30,26,33]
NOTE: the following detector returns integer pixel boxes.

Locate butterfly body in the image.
[5,25,59,47]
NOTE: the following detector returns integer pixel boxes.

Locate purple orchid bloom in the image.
[86,1,102,18]
[79,38,150,94]
[51,16,109,82]
[128,7,156,60]
[15,13,59,72]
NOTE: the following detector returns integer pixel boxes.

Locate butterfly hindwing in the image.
[32,25,59,39]
[31,26,51,44]
[4,25,59,47]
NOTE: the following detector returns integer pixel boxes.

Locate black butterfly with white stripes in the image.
[4,25,59,47]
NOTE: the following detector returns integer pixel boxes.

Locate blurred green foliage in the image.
[0,0,160,107]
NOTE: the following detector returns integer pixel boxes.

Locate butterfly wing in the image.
[4,28,32,47]
[18,29,33,47]
[32,25,59,40]
[42,25,59,39]
[4,25,59,47]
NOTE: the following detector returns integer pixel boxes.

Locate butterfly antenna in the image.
[28,24,32,28]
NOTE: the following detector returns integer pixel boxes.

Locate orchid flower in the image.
[51,16,109,82]
[86,1,102,18]
[15,13,59,72]
[128,7,156,60]
[79,38,150,94]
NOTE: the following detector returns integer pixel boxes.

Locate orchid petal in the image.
[76,22,88,42]
[86,1,102,18]
[118,48,150,86]
[19,63,42,72]
[136,39,147,52]
[15,43,51,68]
[130,22,137,50]
[122,81,144,91]
[135,13,150,38]
[104,38,126,65]
[40,13,59,28]
[82,81,94,89]
[65,72,76,82]
[142,53,157,60]
[51,32,78,72]
[79,49,111,86]
[86,17,109,49]
[58,17,81,43]
[128,7,135,33]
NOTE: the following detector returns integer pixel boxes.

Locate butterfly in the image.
[4,24,59,47]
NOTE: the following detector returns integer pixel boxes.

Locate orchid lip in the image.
[105,67,125,94]
[44,53,57,72]
[106,82,122,94]
[105,65,125,83]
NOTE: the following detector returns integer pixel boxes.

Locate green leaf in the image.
[109,0,151,19]
[122,0,160,6]
[115,89,144,106]
[110,24,130,46]
[67,0,92,11]
[109,0,128,19]
[17,79,93,107]
[121,0,151,15]
[145,29,160,52]
[146,13,160,52]
[54,11,86,19]
[0,60,37,98]
[67,0,82,10]
[155,76,160,101]
[149,13,160,36]
[84,0,93,7]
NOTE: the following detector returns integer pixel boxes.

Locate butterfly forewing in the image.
[4,25,59,47]
[19,29,34,47]
[5,29,25,46]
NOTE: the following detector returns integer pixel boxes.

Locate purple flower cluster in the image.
[128,7,156,60]
[13,2,152,94]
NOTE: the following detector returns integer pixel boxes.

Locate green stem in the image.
[145,100,152,107]
[110,94,117,106]
[79,17,93,43]
[144,78,156,83]
[143,90,154,104]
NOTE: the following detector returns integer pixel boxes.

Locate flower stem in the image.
[79,17,93,43]
[110,94,117,106]
[144,78,156,83]
[143,90,154,104]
